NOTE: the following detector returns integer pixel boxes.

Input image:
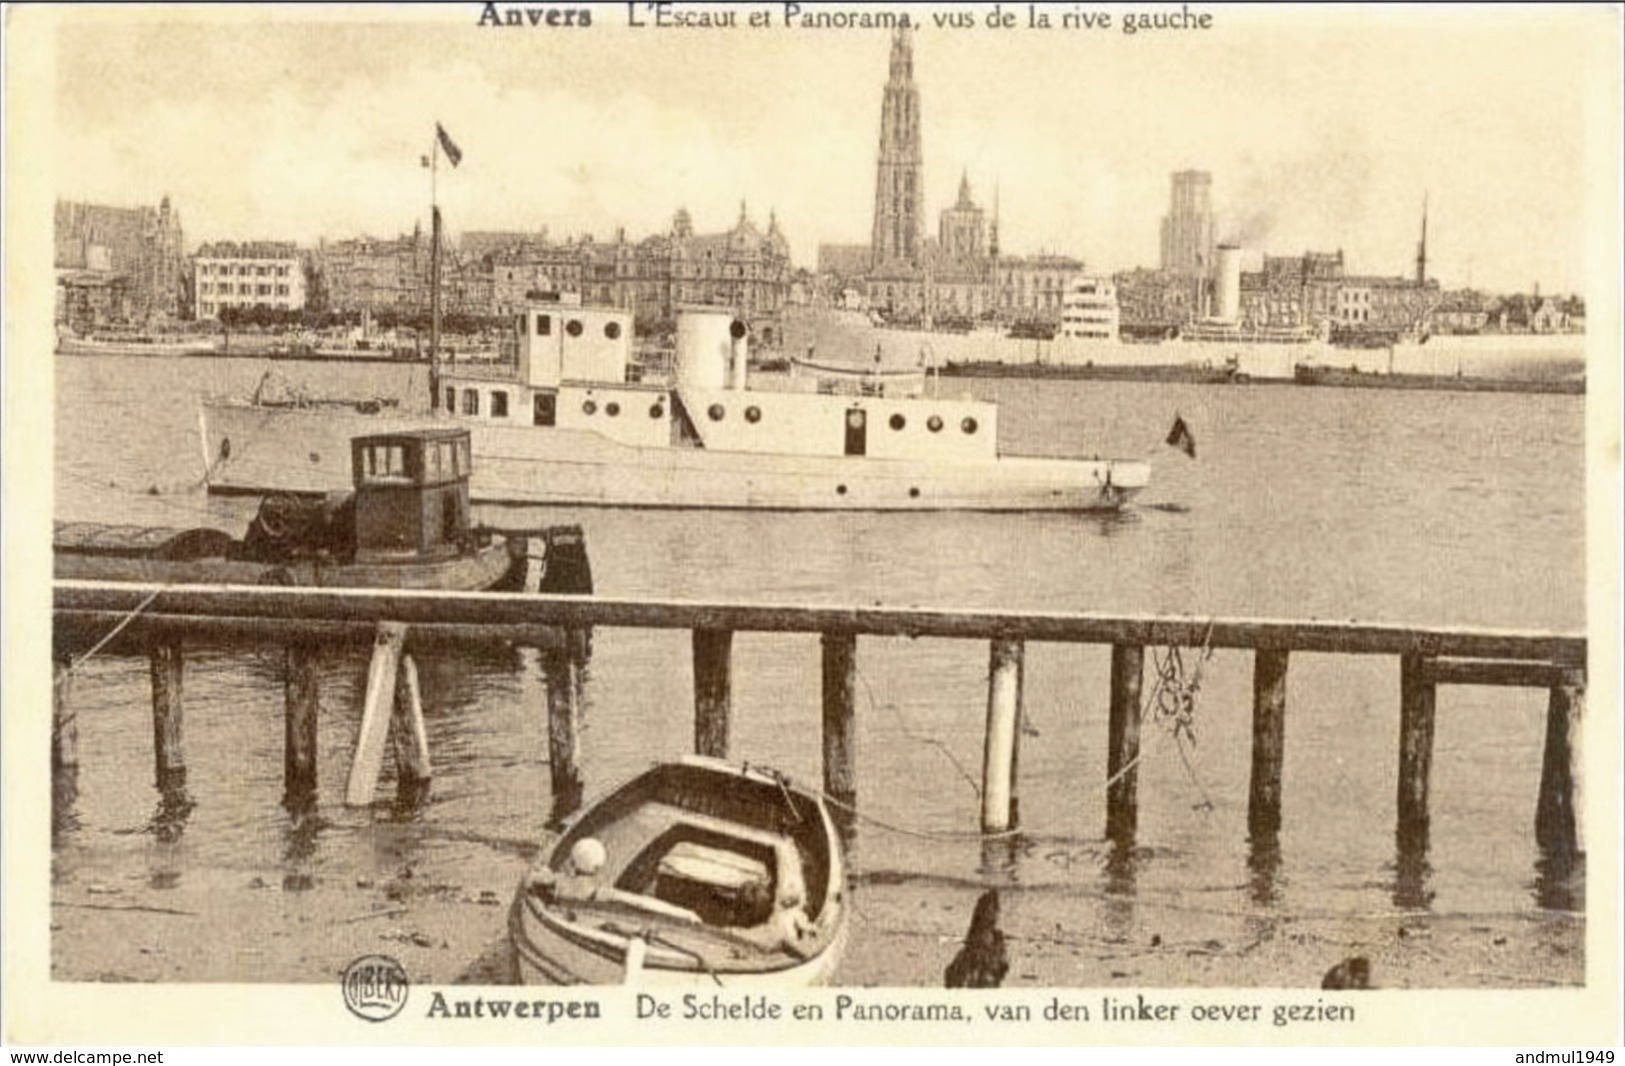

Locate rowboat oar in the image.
[622,934,647,984]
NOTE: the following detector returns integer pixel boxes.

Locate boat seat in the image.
[656,841,771,896]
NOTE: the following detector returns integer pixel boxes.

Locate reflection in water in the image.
[52,768,80,845]
[150,768,195,845]
[281,804,322,892]
[1392,836,1434,910]
[978,833,1022,880]
[389,772,432,818]
[1100,840,1139,942]
[1247,833,1283,906]
[1533,850,1585,913]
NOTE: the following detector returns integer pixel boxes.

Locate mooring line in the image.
[66,585,168,676]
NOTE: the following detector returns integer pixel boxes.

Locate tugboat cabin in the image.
[350,428,474,563]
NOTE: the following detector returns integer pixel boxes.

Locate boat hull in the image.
[52,539,524,591]
[203,402,1148,513]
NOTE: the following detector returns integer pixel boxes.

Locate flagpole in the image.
[429,127,442,413]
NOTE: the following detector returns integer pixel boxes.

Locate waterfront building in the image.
[1335,275,1440,334]
[994,254,1084,322]
[193,240,306,319]
[316,226,431,316]
[54,197,186,324]
[1112,267,1202,337]
[471,207,793,337]
[1428,289,1490,335]
[1239,250,1345,332]
[1159,170,1215,278]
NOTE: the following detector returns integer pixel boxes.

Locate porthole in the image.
[927,415,944,433]
[847,410,864,429]
[836,484,847,495]
[650,403,665,419]
[889,413,906,431]
[308,452,320,465]
[961,417,979,435]
[745,406,761,423]
[606,402,621,417]
[219,437,232,460]
[909,487,920,498]
[566,319,584,337]
[605,321,622,340]
[729,319,747,339]
[708,403,726,421]
[583,400,598,415]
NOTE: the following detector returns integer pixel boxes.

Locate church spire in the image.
[989,178,1001,259]
[871,28,924,270]
[1415,192,1429,286]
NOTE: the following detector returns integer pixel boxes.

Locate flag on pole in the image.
[436,122,462,167]
[1165,414,1196,458]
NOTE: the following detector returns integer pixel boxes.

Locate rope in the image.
[64,585,168,676]
[854,664,983,798]
[821,623,1222,843]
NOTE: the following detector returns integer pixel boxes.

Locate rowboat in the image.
[510,758,848,985]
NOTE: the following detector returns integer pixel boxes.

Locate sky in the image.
[43,3,1614,294]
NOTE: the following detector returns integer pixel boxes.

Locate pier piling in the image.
[391,653,432,805]
[1397,653,1437,857]
[1248,649,1290,840]
[149,638,186,786]
[821,632,858,823]
[53,657,78,771]
[1106,644,1144,845]
[283,642,320,811]
[346,622,406,807]
[1535,668,1585,863]
[692,628,733,758]
[981,638,1024,834]
[543,644,584,819]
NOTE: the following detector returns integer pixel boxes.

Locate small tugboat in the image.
[55,427,592,595]
[510,758,847,986]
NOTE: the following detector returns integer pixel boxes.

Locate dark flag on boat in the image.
[436,122,463,167]
[1165,414,1196,458]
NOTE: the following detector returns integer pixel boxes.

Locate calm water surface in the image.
[50,353,1586,982]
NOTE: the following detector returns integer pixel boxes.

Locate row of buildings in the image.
[56,197,802,338]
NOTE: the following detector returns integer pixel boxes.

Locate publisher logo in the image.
[342,954,410,1022]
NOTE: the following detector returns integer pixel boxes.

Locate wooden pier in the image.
[53,581,1588,877]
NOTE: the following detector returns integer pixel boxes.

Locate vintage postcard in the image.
[5,0,1621,1051]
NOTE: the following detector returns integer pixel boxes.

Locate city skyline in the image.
[49,6,1607,294]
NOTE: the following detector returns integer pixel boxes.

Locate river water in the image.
[50,353,1587,986]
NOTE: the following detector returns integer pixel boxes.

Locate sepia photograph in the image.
[5,0,1620,1049]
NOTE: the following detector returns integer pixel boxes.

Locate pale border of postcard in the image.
[4,1,1621,1047]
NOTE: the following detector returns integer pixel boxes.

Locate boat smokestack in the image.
[1213,244,1242,324]
[675,309,736,395]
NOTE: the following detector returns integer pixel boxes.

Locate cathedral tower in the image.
[870,28,924,270]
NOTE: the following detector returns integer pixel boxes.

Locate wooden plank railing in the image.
[53,580,1587,874]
